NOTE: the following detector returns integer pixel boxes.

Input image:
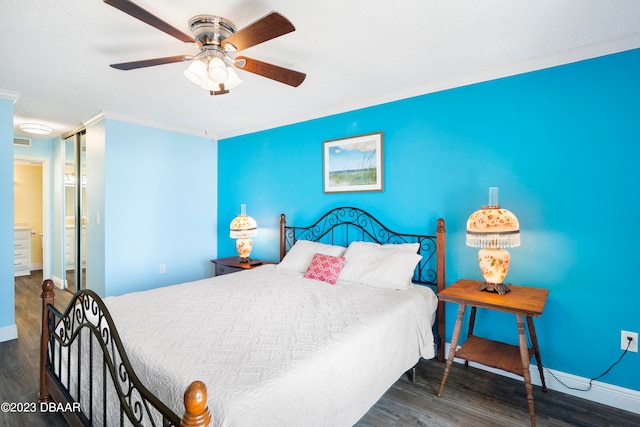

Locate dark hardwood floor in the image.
[1,271,72,426]
[2,271,639,426]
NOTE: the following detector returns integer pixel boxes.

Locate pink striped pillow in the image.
[304,253,346,285]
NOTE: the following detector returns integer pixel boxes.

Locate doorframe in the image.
[13,154,51,279]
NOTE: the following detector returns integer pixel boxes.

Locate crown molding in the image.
[0,89,20,103]
[218,40,640,140]
[85,110,207,139]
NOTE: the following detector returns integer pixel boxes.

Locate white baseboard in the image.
[444,342,640,415]
[0,324,18,343]
[30,262,43,270]
[51,275,67,290]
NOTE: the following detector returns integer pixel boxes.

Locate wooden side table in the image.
[436,279,549,427]
[210,257,276,276]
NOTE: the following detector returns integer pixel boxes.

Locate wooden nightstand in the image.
[436,279,549,427]
[211,257,276,276]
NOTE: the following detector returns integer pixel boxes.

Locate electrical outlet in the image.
[160,264,166,274]
[621,330,638,352]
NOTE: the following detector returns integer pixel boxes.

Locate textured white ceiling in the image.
[2,0,639,139]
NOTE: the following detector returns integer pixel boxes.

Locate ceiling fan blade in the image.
[104,0,196,43]
[222,12,295,51]
[235,56,305,87]
[110,55,192,70]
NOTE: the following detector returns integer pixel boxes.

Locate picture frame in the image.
[323,132,384,193]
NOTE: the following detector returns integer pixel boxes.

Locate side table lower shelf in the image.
[436,279,549,427]
[456,335,533,376]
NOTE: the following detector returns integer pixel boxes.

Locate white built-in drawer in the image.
[14,238,29,249]
[14,257,30,269]
[14,228,31,277]
[14,248,29,259]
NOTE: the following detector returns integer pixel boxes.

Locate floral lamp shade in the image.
[229,204,258,263]
[466,187,520,294]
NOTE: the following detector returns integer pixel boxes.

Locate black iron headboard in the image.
[279,206,444,287]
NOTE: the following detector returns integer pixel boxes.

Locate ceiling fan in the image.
[104,0,306,95]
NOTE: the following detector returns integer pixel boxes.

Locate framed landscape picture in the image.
[323,132,383,193]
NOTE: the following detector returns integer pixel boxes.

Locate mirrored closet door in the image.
[64,131,86,292]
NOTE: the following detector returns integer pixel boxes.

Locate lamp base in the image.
[237,257,252,264]
[235,237,253,264]
[478,281,511,295]
[477,247,512,294]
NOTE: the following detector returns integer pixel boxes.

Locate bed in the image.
[38,206,446,426]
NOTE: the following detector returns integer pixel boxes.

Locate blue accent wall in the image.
[0,98,15,333]
[218,49,640,391]
[86,120,106,296]
[98,119,218,296]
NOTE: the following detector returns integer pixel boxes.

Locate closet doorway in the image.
[13,155,51,279]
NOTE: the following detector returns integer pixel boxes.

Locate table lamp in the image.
[229,204,257,263]
[466,187,520,294]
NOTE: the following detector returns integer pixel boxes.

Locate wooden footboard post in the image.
[279,213,286,261]
[181,381,211,427]
[436,218,446,362]
[39,279,55,402]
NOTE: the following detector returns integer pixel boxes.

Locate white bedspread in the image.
[102,264,438,426]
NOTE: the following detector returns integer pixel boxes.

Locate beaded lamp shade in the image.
[466,188,520,294]
[229,204,257,262]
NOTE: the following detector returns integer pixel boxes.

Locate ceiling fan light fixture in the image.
[104,2,305,91]
[19,123,52,135]
[203,65,241,91]
[184,57,242,93]
[221,66,242,89]
[208,57,229,83]
[184,59,208,87]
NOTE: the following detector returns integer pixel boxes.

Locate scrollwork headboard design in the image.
[279,206,445,287]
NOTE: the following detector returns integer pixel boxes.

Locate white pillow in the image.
[352,241,420,254]
[338,241,422,290]
[278,240,346,273]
